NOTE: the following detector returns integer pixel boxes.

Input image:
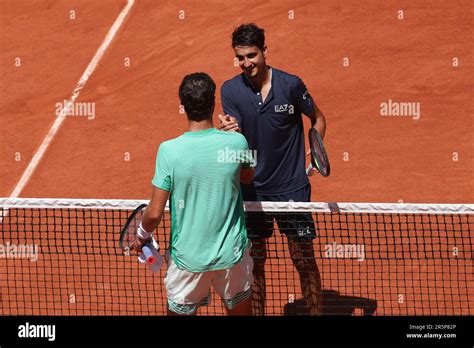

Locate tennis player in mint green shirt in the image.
[133,73,255,315]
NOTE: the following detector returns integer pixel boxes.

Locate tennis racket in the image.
[306,128,330,177]
[119,203,148,255]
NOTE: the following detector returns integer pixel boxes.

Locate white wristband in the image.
[137,222,152,240]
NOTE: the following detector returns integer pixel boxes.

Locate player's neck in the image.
[250,66,271,90]
[187,119,214,132]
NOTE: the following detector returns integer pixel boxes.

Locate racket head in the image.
[308,128,330,177]
[119,204,148,253]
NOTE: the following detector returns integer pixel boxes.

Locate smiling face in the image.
[234,45,267,79]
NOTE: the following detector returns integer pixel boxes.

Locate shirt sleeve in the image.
[291,76,315,116]
[220,83,242,125]
[151,144,172,191]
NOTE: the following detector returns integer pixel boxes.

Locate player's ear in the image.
[262,45,267,58]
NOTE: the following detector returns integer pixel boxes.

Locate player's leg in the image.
[164,252,212,316]
[242,185,272,315]
[225,295,252,316]
[249,237,267,315]
[274,184,322,315]
[287,234,322,315]
[213,243,254,316]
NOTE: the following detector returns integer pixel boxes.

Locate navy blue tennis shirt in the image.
[221,67,315,195]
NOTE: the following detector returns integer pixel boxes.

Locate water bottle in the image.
[138,242,162,273]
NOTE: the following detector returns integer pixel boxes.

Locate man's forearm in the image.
[314,110,326,139]
[308,106,327,139]
[140,187,170,235]
[141,208,163,234]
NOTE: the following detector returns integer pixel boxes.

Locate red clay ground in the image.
[1,0,472,203]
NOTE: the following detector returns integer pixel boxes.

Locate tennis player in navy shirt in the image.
[219,23,327,315]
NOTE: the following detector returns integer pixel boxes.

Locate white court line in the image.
[8,0,135,199]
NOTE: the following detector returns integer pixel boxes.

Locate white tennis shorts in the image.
[164,245,254,315]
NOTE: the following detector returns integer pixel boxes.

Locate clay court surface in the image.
[1,0,472,202]
[0,0,472,316]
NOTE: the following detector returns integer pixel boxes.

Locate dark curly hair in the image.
[178,72,216,122]
[231,23,265,51]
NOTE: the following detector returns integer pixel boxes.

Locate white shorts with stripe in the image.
[164,245,254,315]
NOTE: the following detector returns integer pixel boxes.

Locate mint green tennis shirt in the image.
[152,128,252,272]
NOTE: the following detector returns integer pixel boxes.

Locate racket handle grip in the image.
[306,163,314,176]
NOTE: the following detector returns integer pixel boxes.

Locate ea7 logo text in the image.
[274,104,294,114]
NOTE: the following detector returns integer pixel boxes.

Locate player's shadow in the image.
[283,290,377,315]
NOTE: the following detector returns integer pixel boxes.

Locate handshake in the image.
[217,114,240,132]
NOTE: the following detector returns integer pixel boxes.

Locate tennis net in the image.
[0,198,472,316]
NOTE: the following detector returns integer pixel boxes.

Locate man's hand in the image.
[218,114,240,132]
[306,149,317,177]
[130,236,151,253]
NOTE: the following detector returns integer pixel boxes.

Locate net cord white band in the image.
[0,198,473,215]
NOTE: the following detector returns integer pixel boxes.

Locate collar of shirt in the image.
[241,67,275,112]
